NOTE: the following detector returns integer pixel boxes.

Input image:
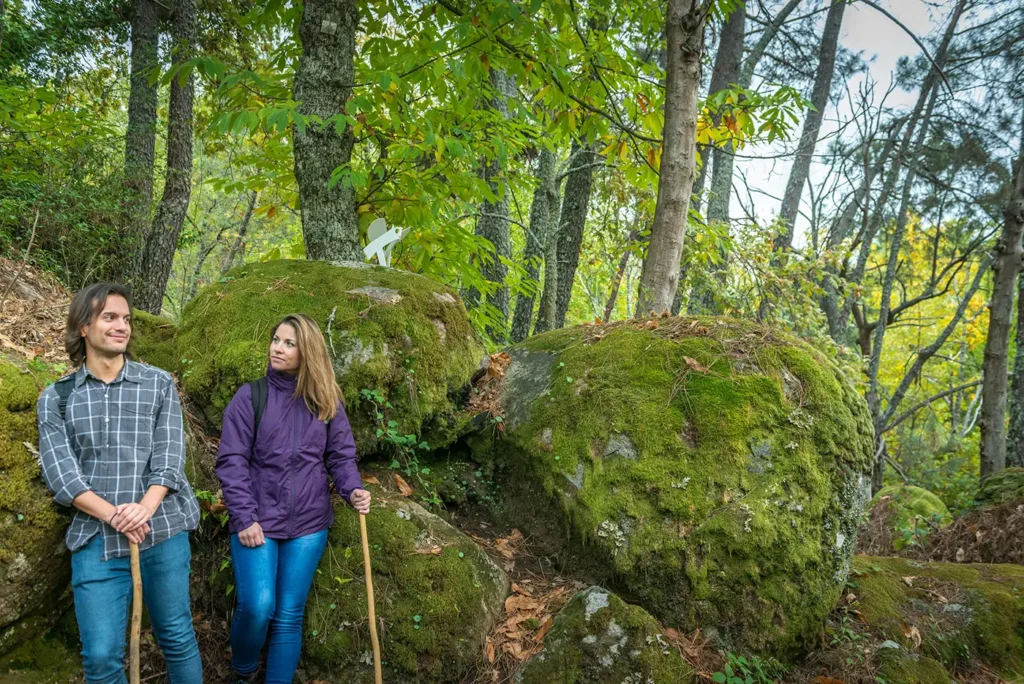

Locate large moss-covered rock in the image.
[976,467,1024,507]
[851,555,1024,681]
[516,586,694,684]
[303,488,509,682]
[869,485,952,552]
[0,359,71,657]
[473,318,874,655]
[177,260,484,453]
[129,309,177,373]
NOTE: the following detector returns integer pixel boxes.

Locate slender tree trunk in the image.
[469,69,514,340]
[220,191,258,277]
[688,5,745,315]
[534,189,562,335]
[136,0,195,314]
[605,229,641,321]
[293,0,360,262]
[980,136,1024,479]
[1008,271,1024,468]
[637,0,707,316]
[511,148,557,343]
[119,0,158,286]
[552,140,599,328]
[773,0,846,256]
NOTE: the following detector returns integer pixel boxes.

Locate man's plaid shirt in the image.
[37,359,200,561]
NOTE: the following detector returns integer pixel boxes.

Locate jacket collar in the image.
[266,365,298,393]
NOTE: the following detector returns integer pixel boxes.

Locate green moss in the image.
[875,647,952,684]
[0,620,81,684]
[129,309,178,373]
[852,556,1024,679]
[475,318,874,656]
[517,586,695,684]
[302,487,508,683]
[0,358,71,657]
[176,260,483,454]
[872,485,952,551]
[977,467,1024,507]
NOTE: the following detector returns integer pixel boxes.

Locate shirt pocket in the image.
[122,405,155,450]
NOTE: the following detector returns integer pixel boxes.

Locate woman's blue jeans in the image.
[71,531,202,684]
[229,529,328,683]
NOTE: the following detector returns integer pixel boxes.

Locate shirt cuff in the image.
[54,478,92,507]
[146,474,181,492]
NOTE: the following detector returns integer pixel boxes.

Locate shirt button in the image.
[105,417,110,423]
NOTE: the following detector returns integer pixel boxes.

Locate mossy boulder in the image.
[976,467,1024,507]
[129,309,178,373]
[303,488,509,682]
[516,586,694,684]
[473,318,874,655]
[176,260,484,453]
[851,555,1024,681]
[0,359,72,657]
[870,485,952,551]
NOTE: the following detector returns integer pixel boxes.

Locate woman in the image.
[216,314,371,684]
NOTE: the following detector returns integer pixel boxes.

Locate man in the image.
[37,283,202,683]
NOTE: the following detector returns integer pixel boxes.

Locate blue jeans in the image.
[71,531,202,684]
[229,530,328,683]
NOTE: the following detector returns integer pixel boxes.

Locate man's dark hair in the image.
[65,283,133,366]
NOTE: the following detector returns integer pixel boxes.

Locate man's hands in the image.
[350,488,371,514]
[238,521,266,547]
[110,502,154,544]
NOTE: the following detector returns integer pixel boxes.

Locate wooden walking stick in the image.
[129,541,142,684]
[359,513,383,684]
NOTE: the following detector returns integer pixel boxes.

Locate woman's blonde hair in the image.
[271,313,344,422]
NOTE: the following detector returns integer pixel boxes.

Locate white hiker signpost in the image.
[363,218,406,267]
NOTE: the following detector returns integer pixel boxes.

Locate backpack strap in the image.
[53,374,76,421]
[248,376,269,446]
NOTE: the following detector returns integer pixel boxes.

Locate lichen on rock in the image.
[516,586,694,684]
[471,317,875,655]
[0,358,71,657]
[302,488,509,683]
[175,260,484,453]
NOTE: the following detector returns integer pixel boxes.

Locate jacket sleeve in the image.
[37,388,93,506]
[216,385,259,531]
[146,372,186,492]
[325,402,362,504]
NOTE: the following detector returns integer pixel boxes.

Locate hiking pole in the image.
[129,541,142,684]
[359,513,383,684]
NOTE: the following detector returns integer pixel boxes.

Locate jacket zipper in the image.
[288,402,299,537]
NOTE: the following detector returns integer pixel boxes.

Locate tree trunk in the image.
[119,0,159,286]
[773,0,846,256]
[688,5,745,314]
[220,191,258,277]
[553,140,599,328]
[605,229,641,321]
[980,137,1024,479]
[534,189,562,335]
[293,0,360,262]
[470,69,514,341]
[1008,271,1024,468]
[136,0,195,314]
[511,148,557,343]
[636,0,707,316]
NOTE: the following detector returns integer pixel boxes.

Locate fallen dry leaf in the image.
[362,475,381,486]
[512,583,532,596]
[902,623,922,649]
[534,616,553,642]
[414,545,444,555]
[393,473,413,497]
[845,592,857,604]
[504,595,546,614]
[684,356,708,373]
[956,547,966,562]
[485,637,496,664]
[815,677,846,684]
[902,576,917,587]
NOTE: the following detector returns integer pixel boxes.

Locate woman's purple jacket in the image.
[215,368,363,538]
